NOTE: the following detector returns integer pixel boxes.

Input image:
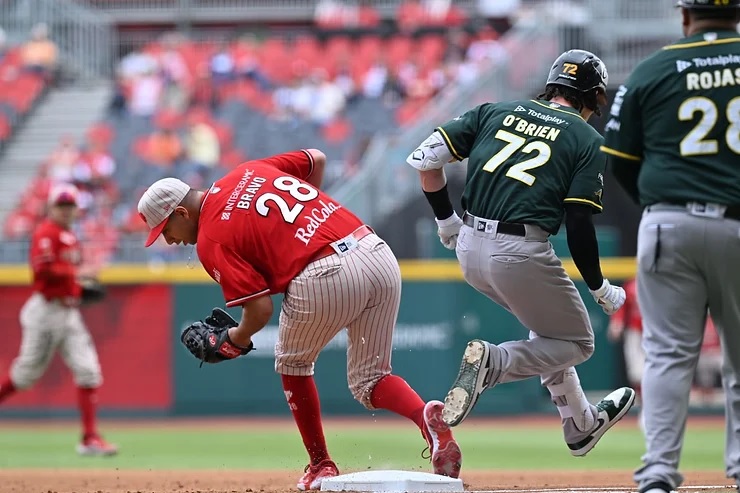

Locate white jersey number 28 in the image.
[255,176,319,223]
[679,96,740,157]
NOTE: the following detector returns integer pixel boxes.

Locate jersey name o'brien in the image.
[686,68,740,90]
[502,114,561,142]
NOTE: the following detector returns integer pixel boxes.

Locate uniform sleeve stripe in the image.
[300,149,315,177]
[225,289,270,307]
[663,37,740,50]
[600,146,641,161]
[435,127,464,161]
[564,198,604,210]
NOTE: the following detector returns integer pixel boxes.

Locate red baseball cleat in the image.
[76,434,119,457]
[423,400,462,478]
[296,459,339,491]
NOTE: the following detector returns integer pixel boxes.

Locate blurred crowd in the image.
[2,2,520,264]
[0,22,59,84]
[110,25,510,128]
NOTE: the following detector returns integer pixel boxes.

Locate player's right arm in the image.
[406,105,485,249]
[261,149,326,188]
[601,77,644,204]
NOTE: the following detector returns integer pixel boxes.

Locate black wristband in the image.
[423,184,454,220]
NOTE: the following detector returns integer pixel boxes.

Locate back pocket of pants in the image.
[638,223,677,273]
[490,253,530,264]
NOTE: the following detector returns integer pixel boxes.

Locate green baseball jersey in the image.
[437,99,605,234]
[602,30,740,206]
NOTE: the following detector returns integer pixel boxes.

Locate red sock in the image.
[370,375,425,430]
[281,375,330,465]
[0,375,16,403]
[77,387,98,438]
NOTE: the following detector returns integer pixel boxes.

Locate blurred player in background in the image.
[0,184,118,456]
[138,149,461,490]
[603,1,740,492]
[407,49,634,456]
[607,278,643,397]
[608,277,723,424]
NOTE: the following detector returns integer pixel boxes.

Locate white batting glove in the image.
[590,278,626,315]
[435,212,463,250]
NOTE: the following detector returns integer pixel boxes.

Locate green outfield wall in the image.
[0,231,632,417]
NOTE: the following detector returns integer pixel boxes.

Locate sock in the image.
[77,387,98,438]
[281,375,330,465]
[369,375,425,431]
[0,375,16,403]
[547,368,594,433]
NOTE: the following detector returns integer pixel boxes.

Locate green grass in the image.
[0,420,725,471]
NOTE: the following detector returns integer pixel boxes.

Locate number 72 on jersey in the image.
[482,130,552,186]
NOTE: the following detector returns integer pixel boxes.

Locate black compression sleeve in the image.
[608,156,641,205]
[423,184,454,220]
[564,203,604,291]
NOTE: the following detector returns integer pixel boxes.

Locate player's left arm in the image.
[261,149,326,188]
[206,242,273,347]
[228,295,273,347]
[601,81,644,204]
[565,139,625,315]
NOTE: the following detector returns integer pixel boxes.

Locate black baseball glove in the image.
[79,277,106,306]
[180,307,255,366]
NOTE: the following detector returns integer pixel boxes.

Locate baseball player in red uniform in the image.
[138,149,462,490]
[0,184,118,456]
[607,278,643,394]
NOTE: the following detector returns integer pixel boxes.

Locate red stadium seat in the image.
[322,118,352,143]
[0,113,11,141]
[220,148,246,169]
[3,210,35,239]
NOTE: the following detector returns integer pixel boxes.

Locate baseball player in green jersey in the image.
[406,49,635,457]
[603,1,740,492]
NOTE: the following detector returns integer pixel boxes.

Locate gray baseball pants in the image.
[634,205,740,491]
[455,220,598,441]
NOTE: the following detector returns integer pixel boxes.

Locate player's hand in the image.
[181,308,255,366]
[590,279,626,315]
[435,212,463,250]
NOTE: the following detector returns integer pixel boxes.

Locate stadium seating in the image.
[0,48,48,149]
[2,22,511,260]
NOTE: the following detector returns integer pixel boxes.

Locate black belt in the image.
[651,202,740,221]
[462,212,526,237]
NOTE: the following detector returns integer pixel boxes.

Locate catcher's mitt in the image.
[79,277,106,306]
[181,307,255,366]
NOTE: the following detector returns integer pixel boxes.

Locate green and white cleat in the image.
[442,340,496,427]
[568,387,636,457]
